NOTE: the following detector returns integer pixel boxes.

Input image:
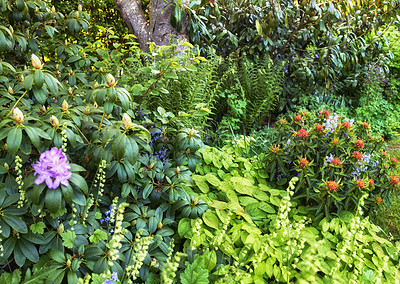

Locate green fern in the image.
[237,55,284,132]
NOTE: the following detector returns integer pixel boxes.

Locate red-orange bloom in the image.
[356,139,364,148]
[382,151,387,156]
[379,137,385,142]
[362,122,369,129]
[353,151,362,160]
[332,139,339,145]
[271,146,279,153]
[369,179,375,187]
[319,110,330,119]
[390,176,399,186]
[391,157,398,164]
[279,119,286,124]
[342,121,350,130]
[297,128,308,139]
[299,158,309,169]
[294,115,302,122]
[301,110,307,116]
[331,158,342,167]
[376,197,382,204]
[315,124,324,132]
[356,179,365,189]
[326,181,339,193]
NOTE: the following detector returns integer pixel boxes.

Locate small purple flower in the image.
[104,280,114,284]
[111,272,118,281]
[32,147,72,189]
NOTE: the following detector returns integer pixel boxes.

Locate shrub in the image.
[263,110,397,220]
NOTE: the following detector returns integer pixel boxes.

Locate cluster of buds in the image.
[341,121,351,131]
[315,124,324,133]
[353,151,362,160]
[294,115,302,122]
[330,158,342,168]
[355,139,364,148]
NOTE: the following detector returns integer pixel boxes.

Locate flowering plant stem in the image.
[5,90,28,119]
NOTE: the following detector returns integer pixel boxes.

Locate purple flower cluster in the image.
[149,128,169,164]
[139,108,149,121]
[104,272,119,284]
[32,147,72,189]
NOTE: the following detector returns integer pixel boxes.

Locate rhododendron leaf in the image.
[45,188,61,213]
[7,127,22,154]
[2,215,27,234]
[69,173,88,194]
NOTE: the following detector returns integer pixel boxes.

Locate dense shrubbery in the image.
[264,110,397,220]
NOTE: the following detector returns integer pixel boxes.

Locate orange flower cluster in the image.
[279,119,286,124]
[319,110,330,119]
[297,128,308,139]
[362,122,369,129]
[391,157,398,164]
[376,197,382,204]
[353,151,362,160]
[342,121,350,130]
[356,179,365,189]
[299,158,309,169]
[294,115,302,122]
[271,146,279,153]
[332,138,339,145]
[390,176,399,186]
[326,181,339,193]
[355,139,364,148]
[369,179,375,187]
[315,124,324,132]
[331,158,342,167]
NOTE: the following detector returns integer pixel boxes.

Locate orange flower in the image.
[332,138,339,145]
[356,179,365,189]
[391,157,398,164]
[271,146,279,153]
[326,181,339,193]
[319,110,330,119]
[315,124,324,132]
[379,137,385,142]
[369,179,375,187]
[355,139,364,148]
[294,115,302,122]
[279,119,286,124]
[299,158,309,169]
[382,151,387,156]
[331,158,342,167]
[353,151,362,160]
[297,128,308,139]
[342,121,350,130]
[376,197,382,204]
[390,176,399,186]
[362,122,369,129]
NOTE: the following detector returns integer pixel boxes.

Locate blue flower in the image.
[111,272,118,281]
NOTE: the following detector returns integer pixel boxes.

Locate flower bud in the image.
[106,73,116,87]
[78,3,82,11]
[50,115,59,128]
[13,107,24,124]
[42,105,46,112]
[57,223,64,234]
[122,113,132,129]
[68,87,73,95]
[20,75,24,82]
[66,259,72,267]
[51,6,56,13]
[8,86,13,95]
[176,166,180,174]
[65,39,68,46]
[93,81,98,89]
[84,106,90,115]
[62,100,69,111]
[157,222,163,230]
[31,54,43,70]
[93,102,98,108]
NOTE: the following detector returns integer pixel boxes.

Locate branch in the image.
[113,0,150,51]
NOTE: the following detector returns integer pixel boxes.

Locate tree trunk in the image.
[113,0,190,52]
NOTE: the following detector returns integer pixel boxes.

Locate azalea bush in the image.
[264,110,399,220]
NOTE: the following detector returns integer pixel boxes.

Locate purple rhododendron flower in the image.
[32,147,72,189]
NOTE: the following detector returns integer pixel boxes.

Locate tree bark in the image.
[113,0,190,52]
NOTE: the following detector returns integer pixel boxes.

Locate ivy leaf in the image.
[89,229,108,244]
[61,230,76,249]
[30,222,46,234]
[180,255,209,284]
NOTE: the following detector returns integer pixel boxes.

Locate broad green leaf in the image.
[30,222,46,234]
[61,230,76,249]
[7,127,22,154]
[202,211,219,230]
[89,229,107,244]
[3,215,27,234]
